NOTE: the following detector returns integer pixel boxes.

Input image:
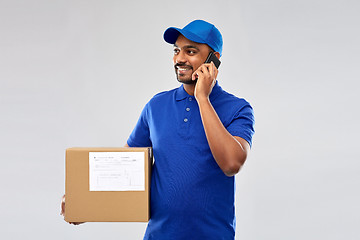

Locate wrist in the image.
[196,96,210,105]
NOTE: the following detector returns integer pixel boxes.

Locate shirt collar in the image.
[175,84,188,101]
[175,81,223,101]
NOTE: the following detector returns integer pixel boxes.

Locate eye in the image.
[173,48,180,55]
[187,49,197,55]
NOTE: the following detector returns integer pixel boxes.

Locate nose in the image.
[174,50,187,64]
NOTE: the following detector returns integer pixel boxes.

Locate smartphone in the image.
[194,52,221,82]
[204,51,221,69]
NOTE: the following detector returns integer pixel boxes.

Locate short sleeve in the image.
[226,104,255,148]
[127,103,152,147]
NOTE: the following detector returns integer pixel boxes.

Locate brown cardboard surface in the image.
[65,147,152,222]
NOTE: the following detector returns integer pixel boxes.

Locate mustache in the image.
[174,63,193,70]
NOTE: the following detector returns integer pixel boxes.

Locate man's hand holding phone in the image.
[193,52,221,102]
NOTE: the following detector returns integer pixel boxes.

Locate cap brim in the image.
[164,27,207,45]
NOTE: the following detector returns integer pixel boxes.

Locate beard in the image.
[176,75,196,85]
[175,63,196,85]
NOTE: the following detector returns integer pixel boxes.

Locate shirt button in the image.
[184,118,188,122]
[186,107,190,112]
[188,97,192,101]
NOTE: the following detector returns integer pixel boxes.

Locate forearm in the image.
[197,98,247,176]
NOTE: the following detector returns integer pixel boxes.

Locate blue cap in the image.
[164,20,223,56]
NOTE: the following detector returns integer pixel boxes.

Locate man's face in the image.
[173,35,212,84]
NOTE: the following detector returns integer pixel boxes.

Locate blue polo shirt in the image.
[127,82,255,240]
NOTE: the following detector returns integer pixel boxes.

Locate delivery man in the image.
[61,19,255,240]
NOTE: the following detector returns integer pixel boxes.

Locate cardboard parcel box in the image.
[65,147,152,222]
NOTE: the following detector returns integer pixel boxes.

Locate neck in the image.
[183,83,196,96]
[182,80,218,96]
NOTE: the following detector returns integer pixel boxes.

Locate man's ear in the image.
[214,52,221,59]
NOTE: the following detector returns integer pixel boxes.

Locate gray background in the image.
[1,0,359,239]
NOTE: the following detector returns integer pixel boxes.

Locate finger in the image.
[194,69,206,81]
[192,67,204,80]
[204,62,214,71]
[61,196,65,215]
[210,61,218,74]
[200,64,211,79]
[212,62,218,79]
[214,67,218,80]
[207,62,214,76]
[206,63,216,74]
[192,70,198,80]
[207,62,218,80]
[193,63,212,81]
[71,222,85,225]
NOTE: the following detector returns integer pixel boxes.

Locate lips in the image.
[175,64,192,75]
[177,68,191,74]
